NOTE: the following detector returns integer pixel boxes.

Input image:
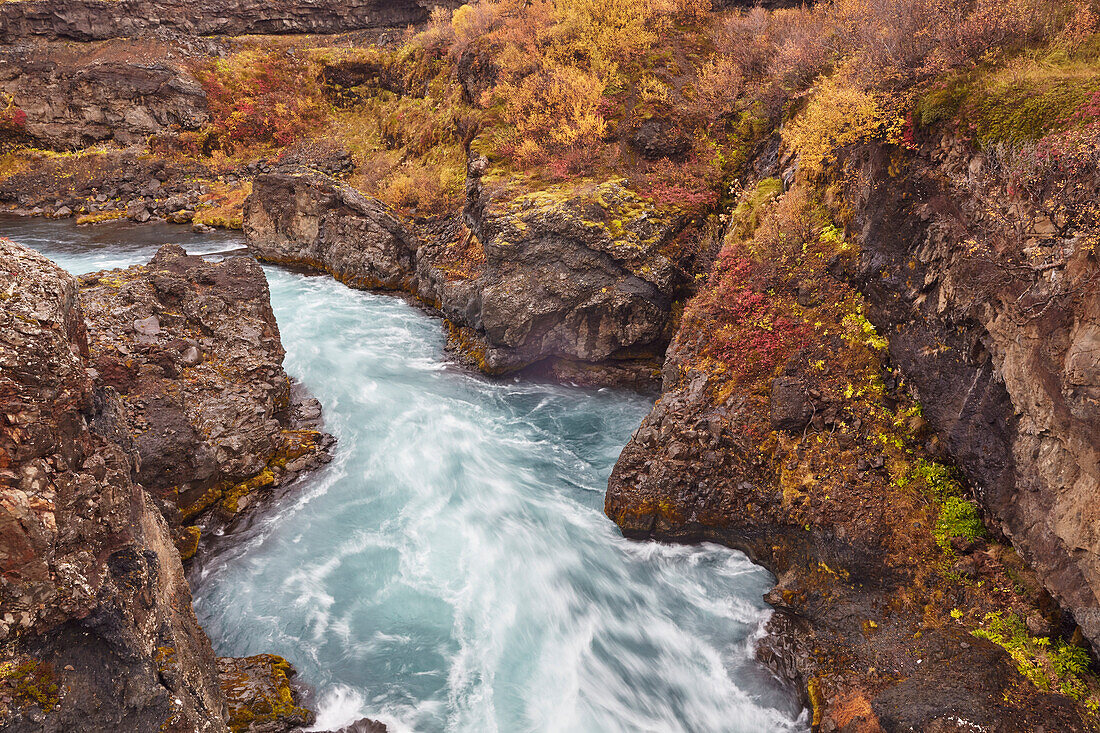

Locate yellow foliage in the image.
[783,74,906,176]
[498,66,607,160]
[193,181,252,229]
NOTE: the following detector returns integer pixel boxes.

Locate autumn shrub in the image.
[998,92,1100,246]
[1058,0,1100,48]
[0,95,26,132]
[715,7,831,97]
[676,181,826,384]
[196,49,327,151]
[680,252,810,384]
[437,0,672,169]
[783,73,907,176]
[634,154,722,214]
[831,0,1056,86]
[193,181,252,229]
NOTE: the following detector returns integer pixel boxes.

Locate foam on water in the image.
[2,216,806,733]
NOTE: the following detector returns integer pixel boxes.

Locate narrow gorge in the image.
[1,0,1099,731]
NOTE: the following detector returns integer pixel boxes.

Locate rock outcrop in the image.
[0,0,448,44]
[78,244,333,558]
[0,238,227,731]
[244,169,420,291]
[456,172,682,378]
[605,161,1099,729]
[0,238,326,731]
[0,40,208,150]
[844,139,1100,650]
[245,168,687,386]
[607,360,1092,731]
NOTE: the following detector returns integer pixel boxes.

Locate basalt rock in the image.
[842,139,1100,653]
[245,169,684,386]
[608,335,1094,732]
[0,0,451,44]
[315,718,389,733]
[457,174,683,378]
[244,169,420,291]
[217,655,315,732]
[78,244,334,546]
[0,238,227,731]
[0,40,208,150]
[605,155,1097,728]
[0,238,322,731]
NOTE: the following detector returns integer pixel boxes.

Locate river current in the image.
[3,217,804,733]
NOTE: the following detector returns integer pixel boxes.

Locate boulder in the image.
[245,169,419,291]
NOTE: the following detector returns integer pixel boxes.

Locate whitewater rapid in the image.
[4,217,805,733]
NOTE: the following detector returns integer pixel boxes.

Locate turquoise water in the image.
[3,217,804,733]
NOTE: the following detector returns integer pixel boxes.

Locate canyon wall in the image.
[845,140,1100,652]
[0,239,227,731]
[0,239,330,731]
[0,40,209,150]
[0,0,448,43]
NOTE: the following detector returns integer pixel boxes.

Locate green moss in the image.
[924,50,1100,143]
[917,79,971,128]
[934,496,986,549]
[727,177,782,242]
[972,612,1096,704]
[905,459,960,499]
[968,78,1100,144]
[0,659,59,712]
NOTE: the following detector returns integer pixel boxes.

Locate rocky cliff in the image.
[0,0,446,44]
[0,38,209,150]
[0,238,227,731]
[0,238,329,731]
[78,244,333,560]
[244,168,688,386]
[843,139,1100,652]
[605,148,1100,728]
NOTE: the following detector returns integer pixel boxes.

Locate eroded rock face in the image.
[604,159,1097,729]
[244,169,420,291]
[844,141,1100,651]
[0,40,208,150]
[608,344,1093,732]
[0,0,446,43]
[460,175,682,375]
[78,244,333,553]
[0,238,227,731]
[245,169,684,385]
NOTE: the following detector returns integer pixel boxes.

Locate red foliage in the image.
[682,253,810,383]
[634,157,720,215]
[0,99,26,131]
[197,50,326,150]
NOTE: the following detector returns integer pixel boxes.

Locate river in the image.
[1,216,804,733]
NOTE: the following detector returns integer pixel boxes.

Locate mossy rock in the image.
[217,654,315,733]
[0,659,59,713]
[173,526,201,561]
[218,468,276,519]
